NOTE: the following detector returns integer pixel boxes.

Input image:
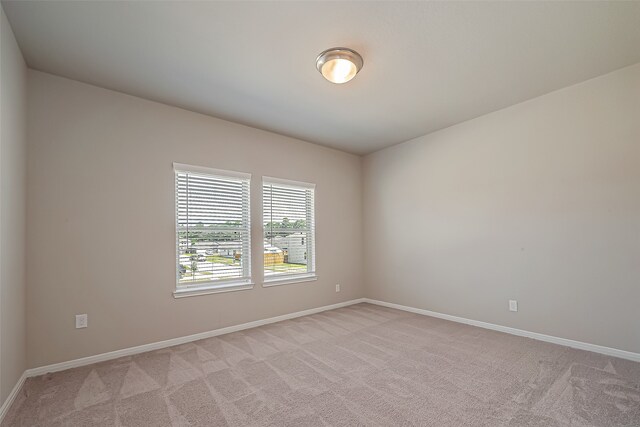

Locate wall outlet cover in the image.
[336,284,341,292]
[509,300,518,312]
[76,314,88,328]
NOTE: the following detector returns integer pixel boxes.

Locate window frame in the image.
[173,163,253,298]
[262,176,317,287]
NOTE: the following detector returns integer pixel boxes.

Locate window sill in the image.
[262,274,318,288]
[173,280,254,298]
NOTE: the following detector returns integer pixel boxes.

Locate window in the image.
[263,177,316,284]
[174,163,252,296]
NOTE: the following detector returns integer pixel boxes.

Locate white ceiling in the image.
[3,1,640,154]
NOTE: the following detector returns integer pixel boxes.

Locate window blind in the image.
[263,178,315,280]
[175,164,251,289]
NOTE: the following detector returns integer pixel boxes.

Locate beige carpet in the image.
[3,303,640,426]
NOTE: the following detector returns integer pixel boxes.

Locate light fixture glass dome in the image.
[316,48,363,84]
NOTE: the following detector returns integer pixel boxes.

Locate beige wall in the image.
[17,49,640,371]
[363,63,640,353]
[27,70,364,368]
[0,8,28,402]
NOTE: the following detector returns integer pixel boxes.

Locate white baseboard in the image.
[7,296,636,423]
[25,298,366,378]
[363,298,640,363]
[0,371,27,424]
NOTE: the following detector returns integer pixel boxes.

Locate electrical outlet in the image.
[509,300,518,312]
[335,284,341,292]
[76,314,88,329]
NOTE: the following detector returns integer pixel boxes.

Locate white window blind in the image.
[175,164,251,291]
[263,177,315,282]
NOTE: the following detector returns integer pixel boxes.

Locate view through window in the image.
[175,165,251,289]
[263,178,315,280]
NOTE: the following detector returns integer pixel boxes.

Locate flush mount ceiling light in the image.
[316,47,363,84]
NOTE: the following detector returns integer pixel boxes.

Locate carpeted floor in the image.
[3,303,640,426]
